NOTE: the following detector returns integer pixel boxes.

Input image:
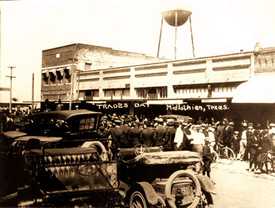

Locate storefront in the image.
[76,99,231,122]
[231,73,275,126]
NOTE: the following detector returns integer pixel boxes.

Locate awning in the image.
[232,74,275,103]
[201,98,227,103]
[146,99,185,105]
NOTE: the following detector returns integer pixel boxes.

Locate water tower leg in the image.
[157,17,164,58]
[174,11,178,60]
[189,16,195,57]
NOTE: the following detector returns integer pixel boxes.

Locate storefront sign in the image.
[166,103,230,112]
[97,103,129,110]
[96,102,150,110]
[95,101,229,111]
[134,103,150,108]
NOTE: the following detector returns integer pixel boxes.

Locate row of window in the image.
[136,87,167,99]
[82,87,235,99]
[104,89,130,98]
[83,87,168,99]
[42,69,71,85]
[257,57,275,66]
[174,86,234,94]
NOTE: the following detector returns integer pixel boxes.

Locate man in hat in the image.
[141,120,155,147]
[128,121,141,147]
[246,123,258,171]
[215,119,226,150]
[174,121,193,151]
[202,139,213,177]
[153,118,166,147]
[109,119,123,159]
[224,121,234,149]
[120,119,130,147]
[269,123,275,153]
[174,121,184,150]
[232,131,240,157]
[190,125,205,156]
[239,121,248,160]
[164,119,176,151]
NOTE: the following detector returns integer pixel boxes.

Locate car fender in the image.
[137,182,166,206]
[196,174,216,194]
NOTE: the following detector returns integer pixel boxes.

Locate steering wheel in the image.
[134,144,148,156]
[165,170,201,208]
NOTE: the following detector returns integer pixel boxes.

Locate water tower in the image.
[157,8,195,59]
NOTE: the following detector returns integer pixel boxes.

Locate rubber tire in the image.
[211,150,219,162]
[165,170,201,208]
[129,190,148,208]
[221,147,235,160]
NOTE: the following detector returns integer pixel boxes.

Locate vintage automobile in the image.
[159,114,193,124]
[0,110,121,207]
[0,110,214,207]
[118,146,215,208]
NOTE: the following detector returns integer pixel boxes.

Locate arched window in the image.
[49,71,56,83]
[56,70,64,80]
[64,68,71,79]
[42,72,49,84]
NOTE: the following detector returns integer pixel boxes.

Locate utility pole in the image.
[6,66,16,113]
[69,69,74,110]
[32,73,34,109]
[0,8,2,78]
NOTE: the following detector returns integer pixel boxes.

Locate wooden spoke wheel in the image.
[129,190,148,208]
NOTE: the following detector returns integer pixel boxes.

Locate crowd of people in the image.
[0,106,34,132]
[98,113,275,176]
[1,107,274,176]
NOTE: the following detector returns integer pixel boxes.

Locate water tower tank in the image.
[162,9,192,27]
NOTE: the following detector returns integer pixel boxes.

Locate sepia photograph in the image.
[0,0,275,207]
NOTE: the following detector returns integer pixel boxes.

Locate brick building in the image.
[41,43,162,101]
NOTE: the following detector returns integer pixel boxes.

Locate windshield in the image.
[23,116,69,136]
[22,114,98,136]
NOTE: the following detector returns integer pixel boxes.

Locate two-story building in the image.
[41,43,162,102]
[41,44,275,124]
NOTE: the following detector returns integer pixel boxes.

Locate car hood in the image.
[3,131,27,139]
[3,131,62,143]
[15,135,62,143]
[126,150,201,165]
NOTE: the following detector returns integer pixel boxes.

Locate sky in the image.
[0,0,275,102]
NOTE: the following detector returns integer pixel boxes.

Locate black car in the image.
[0,110,121,207]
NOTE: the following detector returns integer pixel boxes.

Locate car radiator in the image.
[24,147,118,192]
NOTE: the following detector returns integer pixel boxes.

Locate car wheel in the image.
[165,170,201,208]
[129,190,148,208]
[221,147,235,160]
[211,150,219,163]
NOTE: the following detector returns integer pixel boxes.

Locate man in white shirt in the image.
[174,122,184,149]
[238,122,248,160]
[189,125,205,156]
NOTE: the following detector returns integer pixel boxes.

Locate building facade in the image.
[78,51,254,102]
[41,44,275,124]
[41,43,162,101]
